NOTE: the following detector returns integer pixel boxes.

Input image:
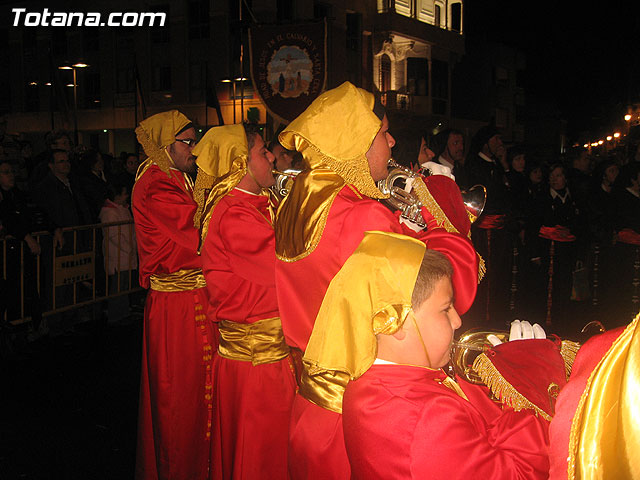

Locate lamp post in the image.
[59,62,89,145]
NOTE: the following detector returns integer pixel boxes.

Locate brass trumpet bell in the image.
[450,329,509,384]
[271,168,301,200]
[461,184,487,223]
[377,159,487,228]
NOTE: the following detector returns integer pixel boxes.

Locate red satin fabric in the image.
[548,327,624,479]
[132,165,215,480]
[617,228,640,246]
[133,166,203,289]
[202,189,296,479]
[539,225,576,242]
[343,364,552,480]
[275,186,477,480]
[476,213,506,230]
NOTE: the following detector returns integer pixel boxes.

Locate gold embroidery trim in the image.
[217,317,290,366]
[472,353,552,421]
[149,268,206,292]
[560,340,580,381]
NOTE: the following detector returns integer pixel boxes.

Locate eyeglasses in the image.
[176,138,197,147]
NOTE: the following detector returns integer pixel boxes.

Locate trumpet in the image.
[378,159,487,228]
[271,168,301,200]
[449,329,509,384]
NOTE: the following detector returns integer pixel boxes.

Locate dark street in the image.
[0,316,142,480]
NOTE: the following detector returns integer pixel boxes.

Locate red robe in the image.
[202,189,296,480]
[548,327,624,479]
[276,186,436,479]
[133,165,215,480]
[343,364,551,480]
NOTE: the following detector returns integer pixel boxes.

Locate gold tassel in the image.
[193,170,214,230]
[472,353,552,421]
[560,340,580,381]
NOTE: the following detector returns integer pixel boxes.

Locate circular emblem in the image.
[267,45,313,99]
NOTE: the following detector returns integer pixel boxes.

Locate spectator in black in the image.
[566,149,592,214]
[610,162,640,322]
[29,130,72,189]
[532,163,584,331]
[78,149,108,223]
[506,145,529,220]
[0,159,43,328]
[465,125,513,327]
[586,158,620,315]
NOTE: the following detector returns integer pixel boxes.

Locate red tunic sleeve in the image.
[202,190,278,323]
[132,166,202,288]
[410,392,550,479]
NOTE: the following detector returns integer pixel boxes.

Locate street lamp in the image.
[59,62,89,145]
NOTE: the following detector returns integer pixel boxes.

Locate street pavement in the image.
[0,315,142,480]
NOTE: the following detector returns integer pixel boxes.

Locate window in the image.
[189,0,210,39]
[346,13,362,85]
[277,0,294,21]
[189,62,205,102]
[380,54,391,92]
[83,71,101,108]
[25,84,39,112]
[117,68,135,93]
[407,57,428,96]
[51,30,67,57]
[151,4,170,43]
[432,59,448,115]
[434,5,441,27]
[83,29,99,52]
[153,66,172,91]
[314,1,332,19]
[450,2,462,32]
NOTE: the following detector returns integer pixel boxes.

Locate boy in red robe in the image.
[192,124,296,479]
[303,230,571,479]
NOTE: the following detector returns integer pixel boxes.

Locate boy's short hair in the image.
[411,249,453,308]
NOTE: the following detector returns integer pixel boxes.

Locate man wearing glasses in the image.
[132,110,215,480]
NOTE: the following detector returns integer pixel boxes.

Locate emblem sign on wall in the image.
[249,20,327,124]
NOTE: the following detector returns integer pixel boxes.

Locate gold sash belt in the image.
[217,317,290,366]
[149,268,206,292]
[299,364,350,414]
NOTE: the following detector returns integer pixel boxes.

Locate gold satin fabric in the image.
[191,125,252,245]
[275,168,345,262]
[303,231,425,386]
[135,110,191,177]
[149,268,206,292]
[217,317,290,366]
[275,82,388,261]
[299,367,350,414]
[568,313,640,479]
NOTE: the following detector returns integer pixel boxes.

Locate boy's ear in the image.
[391,327,407,341]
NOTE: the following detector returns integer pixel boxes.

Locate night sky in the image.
[464,0,640,141]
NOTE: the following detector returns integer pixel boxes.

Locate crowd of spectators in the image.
[0,128,142,335]
[412,125,640,333]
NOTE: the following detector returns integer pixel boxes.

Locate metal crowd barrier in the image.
[1,220,142,326]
